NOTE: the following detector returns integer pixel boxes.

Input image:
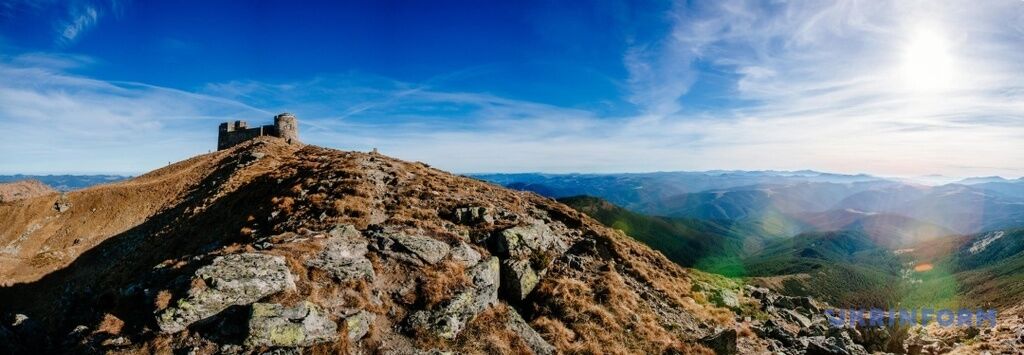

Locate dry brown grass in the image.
[531,272,680,354]
[1,138,752,354]
[95,313,125,335]
[418,260,470,308]
[456,304,534,354]
[154,290,173,311]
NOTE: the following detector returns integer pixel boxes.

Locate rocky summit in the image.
[1,136,1021,354]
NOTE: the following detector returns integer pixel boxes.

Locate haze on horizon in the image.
[1,0,1023,178]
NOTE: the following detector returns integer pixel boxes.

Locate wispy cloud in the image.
[2,0,126,45]
[58,5,98,44]
[1,0,1023,177]
[614,0,1024,177]
[0,53,267,174]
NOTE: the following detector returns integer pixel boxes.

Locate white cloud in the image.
[0,54,269,174]
[2,0,1024,178]
[611,0,1024,177]
[58,5,98,44]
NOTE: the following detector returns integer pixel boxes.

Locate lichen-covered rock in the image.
[504,309,555,355]
[306,230,375,281]
[410,257,499,339]
[710,289,740,310]
[342,310,376,341]
[450,242,481,267]
[500,259,539,301]
[157,253,296,334]
[389,235,450,265]
[492,221,568,262]
[493,222,553,258]
[328,223,361,240]
[245,301,338,348]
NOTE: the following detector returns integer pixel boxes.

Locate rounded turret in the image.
[274,113,299,144]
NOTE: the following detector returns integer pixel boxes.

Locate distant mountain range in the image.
[475,170,1024,236]
[0,175,128,191]
[561,193,1024,308]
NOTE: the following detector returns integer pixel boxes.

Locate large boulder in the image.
[305,229,375,282]
[700,328,738,355]
[492,221,563,259]
[157,253,296,334]
[710,289,740,310]
[394,234,450,264]
[410,257,500,339]
[373,232,451,265]
[245,301,338,347]
[500,259,539,301]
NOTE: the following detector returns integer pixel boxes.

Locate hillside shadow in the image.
[0,150,295,352]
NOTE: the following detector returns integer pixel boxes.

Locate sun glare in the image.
[900,25,956,92]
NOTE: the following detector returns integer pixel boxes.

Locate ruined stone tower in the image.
[274,113,299,144]
[217,113,301,150]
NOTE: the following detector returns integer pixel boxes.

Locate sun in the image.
[899,25,956,93]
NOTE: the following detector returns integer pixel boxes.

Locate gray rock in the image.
[493,221,562,259]
[504,309,555,355]
[755,320,797,347]
[805,336,850,355]
[306,231,375,282]
[500,259,539,301]
[410,257,500,339]
[245,301,338,347]
[391,233,452,263]
[499,258,540,302]
[700,328,738,355]
[453,207,493,225]
[711,289,740,310]
[783,309,813,328]
[53,194,71,213]
[342,310,375,341]
[450,242,482,267]
[803,329,868,355]
[157,253,296,334]
[328,224,361,240]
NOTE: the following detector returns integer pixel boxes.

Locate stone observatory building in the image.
[217,113,300,150]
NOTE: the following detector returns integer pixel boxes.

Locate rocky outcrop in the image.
[743,285,874,355]
[500,259,539,301]
[410,257,499,339]
[371,231,451,265]
[157,253,296,334]
[700,328,738,355]
[490,221,570,302]
[492,221,563,259]
[305,226,375,282]
[53,193,71,213]
[245,301,338,347]
[709,288,740,310]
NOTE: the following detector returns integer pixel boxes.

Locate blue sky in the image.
[1,0,1023,177]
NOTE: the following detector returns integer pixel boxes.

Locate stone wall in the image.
[217,114,299,150]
